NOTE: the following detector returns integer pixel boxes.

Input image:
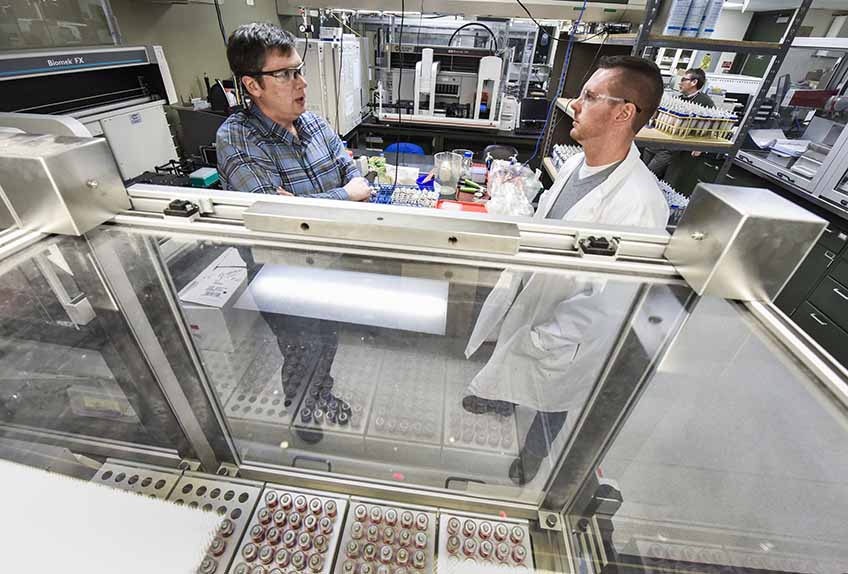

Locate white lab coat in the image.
[463,143,669,413]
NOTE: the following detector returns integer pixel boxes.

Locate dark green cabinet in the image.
[791,303,848,366]
[775,245,837,316]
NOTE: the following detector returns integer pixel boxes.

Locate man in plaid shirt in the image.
[216,23,370,201]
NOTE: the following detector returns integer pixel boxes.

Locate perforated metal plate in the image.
[229,485,348,574]
[169,474,263,574]
[335,499,438,574]
[437,511,535,574]
[90,460,181,499]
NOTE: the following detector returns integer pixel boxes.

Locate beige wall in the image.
[111,0,281,103]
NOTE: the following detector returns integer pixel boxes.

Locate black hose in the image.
[448,22,498,52]
[213,0,227,46]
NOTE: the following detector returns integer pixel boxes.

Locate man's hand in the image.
[276,186,294,196]
[691,151,702,158]
[343,177,372,202]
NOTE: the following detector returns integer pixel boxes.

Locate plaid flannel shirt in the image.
[215,107,359,199]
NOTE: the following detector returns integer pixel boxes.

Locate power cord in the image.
[447,22,498,52]
[212,0,227,46]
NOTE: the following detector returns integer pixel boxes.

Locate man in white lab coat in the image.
[463,56,669,484]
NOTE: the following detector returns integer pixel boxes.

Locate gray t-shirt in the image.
[547,159,621,220]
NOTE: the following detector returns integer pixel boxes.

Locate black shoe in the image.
[508,450,544,486]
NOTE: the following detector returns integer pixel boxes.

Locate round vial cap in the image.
[274,549,290,567]
[288,513,302,529]
[324,500,337,517]
[257,509,272,525]
[200,557,218,574]
[233,564,250,574]
[264,492,278,508]
[250,526,266,543]
[319,516,333,534]
[510,526,525,544]
[273,510,286,526]
[494,523,509,541]
[400,511,414,528]
[270,570,284,574]
[377,566,391,574]
[338,411,350,426]
[242,543,259,562]
[380,545,393,563]
[304,515,318,532]
[396,569,409,574]
[412,550,426,569]
[479,540,494,558]
[279,494,293,510]
[342,559,356,574]
[447,518,460,535]
[363,543,377,561]
[210,537,227,556]
[462,538,477,557]
[414,532,428,549]
[478,522,493,539]
[283,530,297,548]
[294,496,308,512]
[314,534,328,553]
[220,519,235,538]
[346,541,360,558]
[398,529,412,547]
[512,545,527,563]
[462,520,476,538]
[291,551,306,571]
[308,553,324,572]
[385,508,398,525]
[249,567,266,574]
[297,532,312,550]
[396,548,410,565]
[266,527,281,545]
[360,565,374,574]
[351,522,364,539]
[354,504,368,522]
[446,536,461,554]
[369,506,383,524]
[309,498,322,515]
[495,543,510,562]
[259,545,275,564]
[415,513,428,531]
[382,527,395,544]
[366,525,379,542]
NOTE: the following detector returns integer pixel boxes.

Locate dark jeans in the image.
[523,409,568,461]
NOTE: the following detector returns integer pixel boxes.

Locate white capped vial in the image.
[396,569,409,574]
[412,550,426,569]
[264,491,278,508]
[210,537,226,556]
[341,559,356,574]
[220,519,235,538]
[479,540,494,559]
[250,525,266,543]
[273,510,287,527]
[233,564,250,574]
[303,515,317,532]
[259,545,275,564]
[396,548,410,565]
[369,506,383,524]
[307,553,323,572]
[414,532,428,549]
[462,538,477,557]
[323,500,337,517]
[360,565,374,574]
[510,526,525,544]
[363,543,377,561]
[446,536,461,554]
[274,549,290,567]
[446,517,460,535]
[288,513,302,530]
[266,527,281,546]
[414,513,428,531]
[269,569,284,574]
[257,508,272,525]
[242,543,259,562]
[400,511,414,528]
[354,504,368,522]
[478,522,493,539]
[279,494,293,510]
[385,508,398,525]
[319,516,333,534]
[462,519,476,538]
[382,527,395,544]
[294,496,308,513]
[283,530,297,548]
[291,551,306,571]
[377,566,391,574]
[200,557,218,574]
[308,498,322,515]
[313,534,328,553]
[346,541,360,558]
[366,524,380,542]
[297,532,312,551]
[398,529,412,547]
[249,566,266,574]
[351,522,364,539]
[512,545,527,564]
[379,545,394,563]
[494,524,508,541]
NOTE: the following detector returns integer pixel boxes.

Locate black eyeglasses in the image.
[681,76,697,83]
[247,63,305,82]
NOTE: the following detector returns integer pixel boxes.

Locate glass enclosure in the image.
[570,296,848,574]
[739,45,848,191]
[0,0,118,49]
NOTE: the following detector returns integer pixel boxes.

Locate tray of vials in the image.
[437,511,535,574]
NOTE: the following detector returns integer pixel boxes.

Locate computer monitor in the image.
[519,97,549,128]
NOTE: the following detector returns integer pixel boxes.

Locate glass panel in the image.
[582,296,848,574]
[0,0,117,49]
[739,46,848,186]
[161,235,692,503]
[0,235,189,457]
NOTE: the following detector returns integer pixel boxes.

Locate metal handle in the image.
[833,287,848,301]
[292,455,332,473]
[445,476,486,490]
[810,313,828,327]
[824,251,835,262]
[777,172,796,184]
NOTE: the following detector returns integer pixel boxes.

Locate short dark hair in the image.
[684,68,707,90]
[597,55,663,133]
[226,22,296,76]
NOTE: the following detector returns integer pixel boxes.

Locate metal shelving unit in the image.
[540,0,815,179]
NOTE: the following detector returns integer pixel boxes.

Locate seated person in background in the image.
[642,67,715,180]
[216,23,370,201]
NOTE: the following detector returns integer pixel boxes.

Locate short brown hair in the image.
[597,55,663,133]
[227,22,296,77]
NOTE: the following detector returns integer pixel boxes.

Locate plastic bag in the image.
[485,160,542,217]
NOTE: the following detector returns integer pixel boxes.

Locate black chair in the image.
[483,144,519,161]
